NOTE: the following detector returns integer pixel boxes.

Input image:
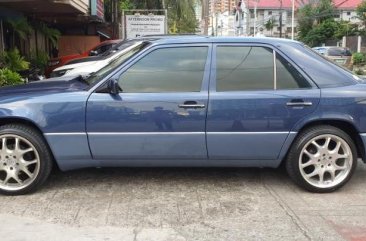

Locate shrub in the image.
[29,50,49,74]
[353,52,365,65]
[0,68,24,87]
[0,48,30,72]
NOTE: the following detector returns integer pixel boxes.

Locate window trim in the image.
[273,50,277,90]
[100,43,213,94]
[212,43,317,92]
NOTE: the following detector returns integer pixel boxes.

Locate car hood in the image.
[54,60,98,71]
[0,76,88,96]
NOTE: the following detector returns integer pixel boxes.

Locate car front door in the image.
[86,44,211,161]
[206,44,321,161]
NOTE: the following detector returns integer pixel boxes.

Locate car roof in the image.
[144,36,301,45]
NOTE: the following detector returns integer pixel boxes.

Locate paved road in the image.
[0,162,366,241]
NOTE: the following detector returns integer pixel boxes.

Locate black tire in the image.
[286,125,357,193]
[0,124,53,195]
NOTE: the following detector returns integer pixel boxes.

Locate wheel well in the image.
[297,120,365,161]
[0,117,59,169]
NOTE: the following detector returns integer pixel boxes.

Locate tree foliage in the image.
[297,0,357,46]
[264,18,275,36]
[356,1,366,27]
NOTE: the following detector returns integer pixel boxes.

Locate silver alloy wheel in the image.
[0,134,40,191]
[299,134,353,189]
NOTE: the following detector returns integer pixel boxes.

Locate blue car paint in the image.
[0,37,365,171]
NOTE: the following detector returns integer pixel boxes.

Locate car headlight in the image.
[50,69,72,78]
[48,60,60,66]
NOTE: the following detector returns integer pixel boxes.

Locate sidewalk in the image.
[0,163,365,241]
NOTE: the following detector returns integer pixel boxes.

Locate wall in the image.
[58,35,100,56]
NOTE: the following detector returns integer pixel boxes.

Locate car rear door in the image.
[206,43,321,161]
[86,44,211,161]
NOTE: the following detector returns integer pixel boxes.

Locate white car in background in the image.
[50,40,144,78]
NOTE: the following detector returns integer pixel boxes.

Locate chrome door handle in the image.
[286,101,313,107]
[178,104,206,109]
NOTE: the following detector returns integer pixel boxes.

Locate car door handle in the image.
[178,101,205,109]
[286,100,313,107]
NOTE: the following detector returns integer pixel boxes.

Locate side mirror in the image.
[89,50,98,56]
[107,78,121,95]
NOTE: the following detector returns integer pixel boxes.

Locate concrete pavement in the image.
[0,162,366,241]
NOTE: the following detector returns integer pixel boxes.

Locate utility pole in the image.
[279,0,283,38]
[291,0,294,39]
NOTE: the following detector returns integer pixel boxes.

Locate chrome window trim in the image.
[273,50,277,90]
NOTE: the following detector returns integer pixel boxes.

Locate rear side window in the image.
[276,54,312,89]
[118,47,208,93]
[216,46,274,91]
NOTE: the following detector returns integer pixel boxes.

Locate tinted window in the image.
[276,54,312,89]
[118,47,208,93]
[328,47,352,56]
[216,46,274,91]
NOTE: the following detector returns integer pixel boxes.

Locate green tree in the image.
[264,18,275,36]
[6,17,33,47]
[297,0,338,45]
[301,19,338,46]
[356,0,366,28]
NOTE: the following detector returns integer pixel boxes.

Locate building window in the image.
[347,12,351,15]
[268,11,272,15]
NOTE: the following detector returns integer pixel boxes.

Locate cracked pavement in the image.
[0,161,366,241]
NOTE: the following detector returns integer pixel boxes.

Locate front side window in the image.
[216,46,274,91]
[118,47,208,93]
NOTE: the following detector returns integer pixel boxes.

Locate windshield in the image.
[85,42,149,85]
[101,39,141,57]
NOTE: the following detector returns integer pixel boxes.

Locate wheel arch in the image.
[0,117,60,169]
[290,119,365,162]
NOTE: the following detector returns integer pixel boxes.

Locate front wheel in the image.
[286,125,357,193]
[0,124,53,195]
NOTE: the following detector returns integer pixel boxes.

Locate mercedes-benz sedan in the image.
[0,36,365,195]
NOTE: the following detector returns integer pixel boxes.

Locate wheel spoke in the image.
[333,141,341,154]
[21,167,33,178]
[14,138,20,151]
[329,169,336,182]
[1,137,7,153]
[3,173,11,184]
[301,160,315,168]
[12,174,22,184]
[311,141,322,150]
[306,167,320,178]
[23,159,37,166]
[20,148,33,155]
[318,170,325,184]
[324,137,331,149]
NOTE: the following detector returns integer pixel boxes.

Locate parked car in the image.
[312,46,352,67]
[50,35,200,78]
[0,36,365,195]
[45,39,122,77]
[50,39,143,78]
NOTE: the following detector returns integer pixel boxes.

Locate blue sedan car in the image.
[0,36,365,195]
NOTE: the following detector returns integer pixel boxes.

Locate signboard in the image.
[125,15,166,39]
[91,0,104,20]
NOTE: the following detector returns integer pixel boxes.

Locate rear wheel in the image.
[0,124,52,195]
[286,125,357,193]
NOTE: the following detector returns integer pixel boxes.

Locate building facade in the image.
[203,0,363,37]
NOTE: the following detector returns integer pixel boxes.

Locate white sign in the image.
[125,15,166,39]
